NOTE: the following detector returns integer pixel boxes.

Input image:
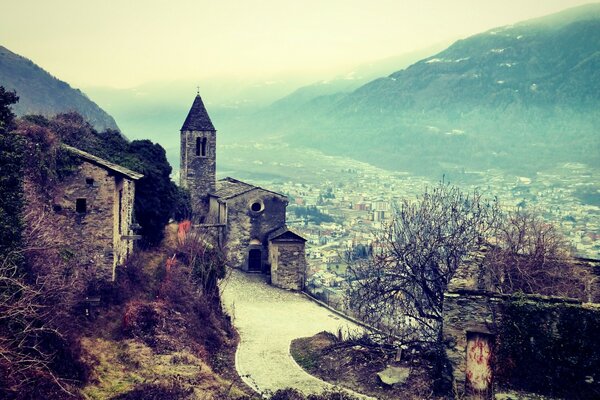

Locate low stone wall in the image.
[443,289,600,398]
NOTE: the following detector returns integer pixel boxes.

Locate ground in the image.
[220,268,373,399]
[290,332,438,400]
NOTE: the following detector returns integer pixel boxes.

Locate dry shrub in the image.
[486,211,592,300]
[109,382,192,400]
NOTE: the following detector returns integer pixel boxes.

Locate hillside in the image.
[249,3,600,175]
[0,45,119,131]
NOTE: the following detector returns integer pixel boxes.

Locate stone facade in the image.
[180,129,216,217]
[44,145,142,281]
[208,178,288,272]
[268,230,307,291]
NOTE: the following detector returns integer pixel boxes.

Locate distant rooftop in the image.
[181,94,215,132]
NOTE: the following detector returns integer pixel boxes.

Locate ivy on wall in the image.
[496,297,600,398]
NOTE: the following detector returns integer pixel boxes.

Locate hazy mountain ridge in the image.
[0,45,119,131]
[252,4,600,175]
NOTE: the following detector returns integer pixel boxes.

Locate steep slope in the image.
[0,45,119,131]
[268,4,600,175]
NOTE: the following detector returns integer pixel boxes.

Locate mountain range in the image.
[0,45,118,131]
[230,3,600,176]
[2,4,599,178]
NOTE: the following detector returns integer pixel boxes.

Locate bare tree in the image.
[485,210,589,300]
[347,183,500,343]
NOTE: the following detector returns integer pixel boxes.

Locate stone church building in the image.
[179,94,307,290]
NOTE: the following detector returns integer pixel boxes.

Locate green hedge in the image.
[497,298,600,398]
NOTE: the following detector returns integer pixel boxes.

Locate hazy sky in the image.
[1,0,594,88]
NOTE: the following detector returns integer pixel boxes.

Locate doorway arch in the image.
[248,248,262,272]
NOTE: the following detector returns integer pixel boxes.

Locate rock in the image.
[376,365,410,386]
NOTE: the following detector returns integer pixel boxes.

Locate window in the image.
[249,200,265,214]
[196,137,207,157]
[86,177,95,187]
[76,198,87,213]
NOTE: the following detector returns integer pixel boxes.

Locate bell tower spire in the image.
[180,92,216,219]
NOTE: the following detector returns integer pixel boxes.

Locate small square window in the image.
[76,198,87,213]
[86,178,95,186]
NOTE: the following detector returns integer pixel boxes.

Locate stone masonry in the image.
[179,94,216,219]
[268,228,307,290]
[43,145,142,281]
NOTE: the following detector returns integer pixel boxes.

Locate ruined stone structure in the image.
[442,254,600,398]
[179,94,216,219]
[180,94,306,290]
[47,145,142,281]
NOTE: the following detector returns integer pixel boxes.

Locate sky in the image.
[0,0,595,88]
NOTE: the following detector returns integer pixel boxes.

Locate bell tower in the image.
[180,92,216,219]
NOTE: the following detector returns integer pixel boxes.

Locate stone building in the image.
[47,145,142,281]
[180,94,306,290]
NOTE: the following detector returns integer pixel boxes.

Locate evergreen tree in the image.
[0,87,23,263]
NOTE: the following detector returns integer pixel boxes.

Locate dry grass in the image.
[78,223,252,399]
[80,337,246,400]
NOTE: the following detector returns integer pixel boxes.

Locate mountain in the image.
[81,45,447,168]
[267,42,449,114]
[249,3,600,176]
[0,45,119,131]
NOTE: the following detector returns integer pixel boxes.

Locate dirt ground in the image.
[290,332,442,400]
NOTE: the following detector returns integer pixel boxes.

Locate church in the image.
[179,93,307,291]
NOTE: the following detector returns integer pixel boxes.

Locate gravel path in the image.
[220,268,374,399]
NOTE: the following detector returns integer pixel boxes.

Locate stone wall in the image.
[442,288,597,397]
[269,241,306,290]
[442,291,502,396]
[180,129,216,218]
[223,189,287,271]
[38,161,136,281]
[112,176,136,277]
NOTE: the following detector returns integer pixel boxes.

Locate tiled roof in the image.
[211,177,256,199]
[210,177,287,201]
[181,94,215,132]
[62,145,143,180]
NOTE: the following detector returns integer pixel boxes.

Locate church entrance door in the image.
[248,249,262,272]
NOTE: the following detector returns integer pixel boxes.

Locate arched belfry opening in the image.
[195,137,207,157]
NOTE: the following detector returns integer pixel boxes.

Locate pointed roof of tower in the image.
[181,94,215,131]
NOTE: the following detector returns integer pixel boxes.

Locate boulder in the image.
[377,365,410,386]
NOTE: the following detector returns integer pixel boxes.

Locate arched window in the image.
[196,137,207,157]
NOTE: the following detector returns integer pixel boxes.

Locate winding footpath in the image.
[220,268,375,399]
